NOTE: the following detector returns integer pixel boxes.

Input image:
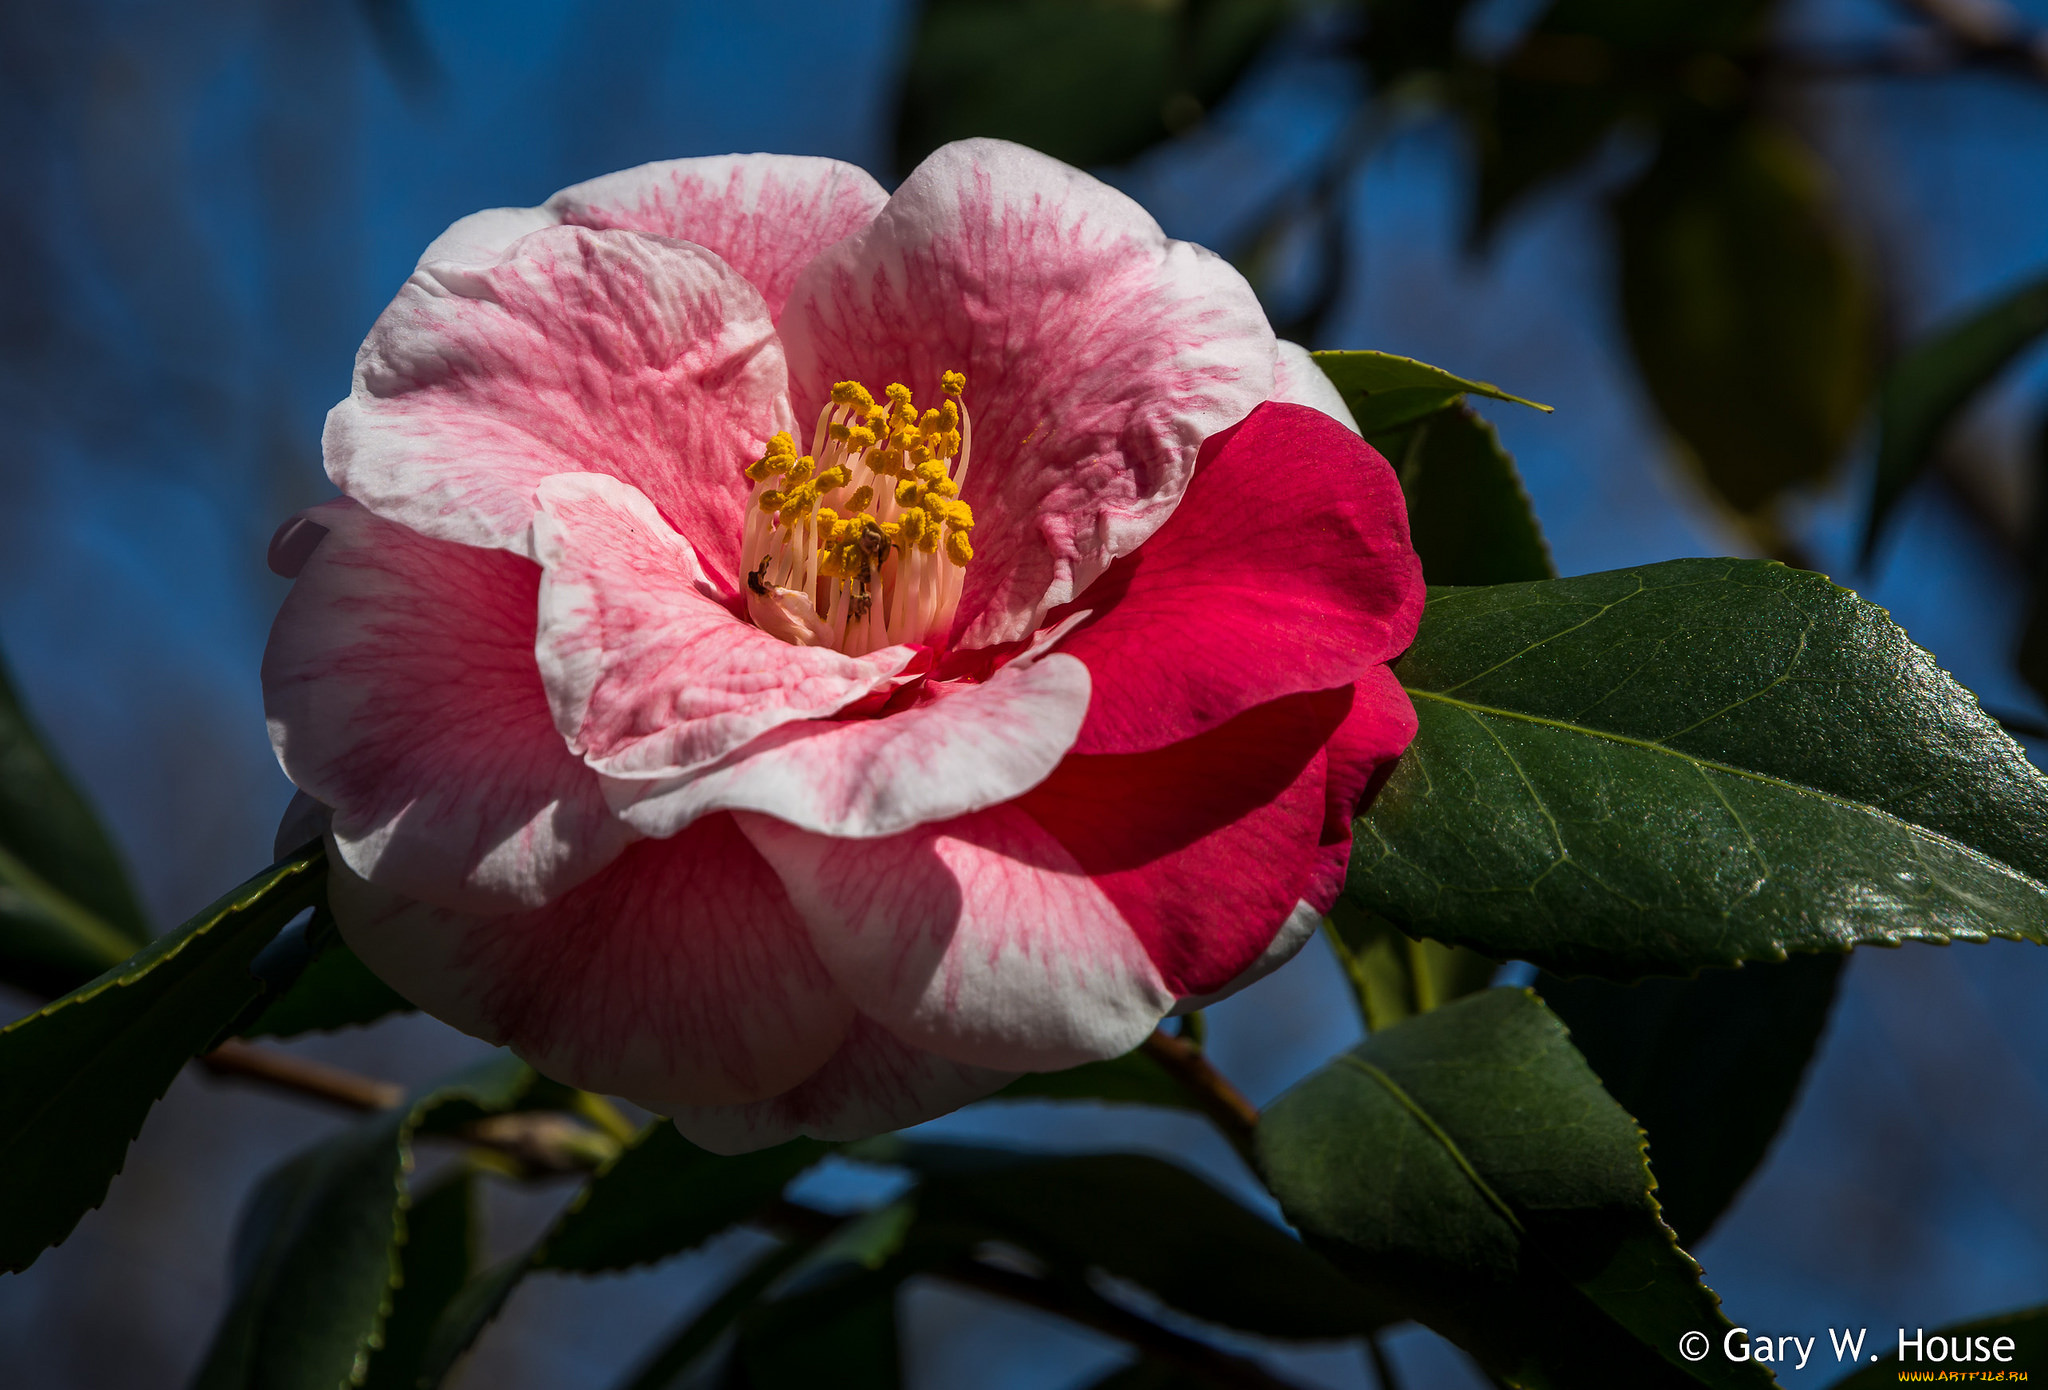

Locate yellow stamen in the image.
[740,371,973,655]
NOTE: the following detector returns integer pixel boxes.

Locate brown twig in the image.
[200,1037,404,1111]
[198,1040,617,1173]
[1141,1029,1261,1161]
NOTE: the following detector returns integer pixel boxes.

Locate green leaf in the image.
[1862,271,2048,564]
[1323,900,1497,1033]
[1828,1306,2048,1384]
[0,844,326,1273]
[1538,953,1843,1245]
[613,1243,815,1390]
[242,910,414,1039]
[1616,120,1875,514]
[416,1122,828,1385]
[0,648,151,996]
[361,1171,474,1390]
[736,1204,917,1390]
[191,1055,535,1390]
[895,0,1286,173]
[539,1123,827,1273]
[878,1141,1395,1340]
[1350,558,2048,978]
[1257,988,1767,1387]
[992,1046,1195,1111]
[1368,403,1556,587]
[1311,350,1552,436]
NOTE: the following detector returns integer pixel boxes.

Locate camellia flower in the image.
[262,139,1424,1153]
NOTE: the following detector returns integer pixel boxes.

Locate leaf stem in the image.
[1140,1029,1260,1159]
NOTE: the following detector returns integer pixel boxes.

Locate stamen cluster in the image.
[741,372,975,655]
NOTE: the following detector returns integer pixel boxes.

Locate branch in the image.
[1141,1029,1260,1160]
[198,1039,615,1173]
[201,1037,403,1111]
[757,1200,1308,1390]
[940,1259,1311,1390]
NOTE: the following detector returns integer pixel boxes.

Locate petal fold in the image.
[781,137,1277,649]
[740,805,1175,1071]
[262,500,634,913]
[1271,339,1359,434]
[1019,688,1353,998]
[610,652,1091,841]
[669,1016,1016,1155]
[327,224,790,589]
[1303,664,1419,913]
[328,815,854,1109]
[1056,401,1423,755]
[532,472,915,779]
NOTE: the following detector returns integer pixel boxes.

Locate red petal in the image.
[1057,401,1422,755]
[1017,687,1356,997]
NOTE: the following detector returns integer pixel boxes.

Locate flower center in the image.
[741,373,975,656]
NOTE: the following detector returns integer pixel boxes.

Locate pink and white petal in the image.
[738,804,1174,1073]
[1018,688,1352,998]
[1271,339,1359,434]
[1303,665,1419,913]
[1168,899,1322,1015]
[547,155,888,319]
[669,1015,1017,1155]
[418,205,559,270]
[1055,402,1423,755]
[327,224,791,591]
[262,499,635,913]
[533,473,915,778]
[610,652,1090,841]
[329,814,855,1109]
[781,137,1276,649]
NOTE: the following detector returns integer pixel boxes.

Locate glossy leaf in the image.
[895,0,1285,173]
[539,1123,827,1273]
[994,1046,1195,1112]
[242,907,413,1038]
[1350,558,2048,978]
[878,1141,1396,1340]
[1862,270,2048,564]
[0,649,151,997]
[1539,953,1844,1245]
[1369,403,1556,587]
[1616,120,1874,514]
[614,1243,815,1390]
[417,1123,827,1385]
[1323,900,1497,1033]
[191,1055,534,1390]
[1829,1305,2048,1384]
[361,1171,475,1390]
[1311,349,1551,436]
[0,844,326,1273]
[1257,988,1767,1387]
[736,1204,918,1390]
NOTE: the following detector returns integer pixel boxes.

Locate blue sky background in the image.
[4,0,2048,1385]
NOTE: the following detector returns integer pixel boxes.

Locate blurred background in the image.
[4,0,2048,1385]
